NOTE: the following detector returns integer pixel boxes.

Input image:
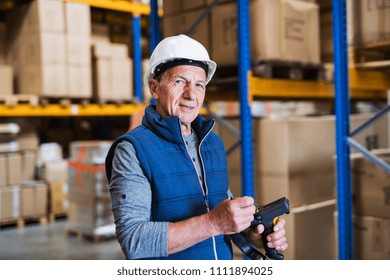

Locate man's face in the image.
[150,65,207,127]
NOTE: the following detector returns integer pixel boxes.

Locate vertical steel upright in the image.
[332,0,354,259]
[237,0,254,197]
[149,0,160,105]
[149,0,161,53]
[133,14,143,102]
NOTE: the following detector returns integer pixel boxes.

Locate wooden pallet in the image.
[48,212,68,223]
[0,215,48,229]
[93,97,139,106]
[252,60,325,81]
[349,40,390,69]
[39,97,91,107]
[211,61,325,82]
[64,228,116,243]
[0,217,19,229]
[0,94,40,107]
[17,215,48,228]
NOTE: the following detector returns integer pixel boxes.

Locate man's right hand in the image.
[206,196,256,236]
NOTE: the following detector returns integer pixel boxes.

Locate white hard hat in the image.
[144,34,217,86]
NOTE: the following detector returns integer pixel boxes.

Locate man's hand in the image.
[206,196,256,236]
[246,217,288,252]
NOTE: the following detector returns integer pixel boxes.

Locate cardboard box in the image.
[0,23,6,64]
[92,56,133,101]
[39,159,68,183]
[210,2,237,66]
[22,151,37,181]
[353,215,390,259]
[0,65,13,95]
[111,58,133,100]
[35,182,48,216]
[20,181,48,217]
[0,186,20,220]
[20,64,68,97]
[252,0,320,64]
[37,142,63,167]
[164,0,210,14]
[351,149,390,219]
[23,32,66,65]
[255,115,336,206]
[212,0,320,66]
[163,8,210,52]
[161,0,183,16]
[24,0,65,33]
[93,58,111,100]
[66,34,91,66]
[0,155,6,186]
[110,43,129,59]
[255,114,388,207]
[48,180,68,214]
[216,117,247,197]
[319,8,333,62]
[92,42,114,59]
[7,153,22,186]
[348,0,390,45]
[20,186,35,217]
[17,131,40,151]
[64,2,91,34]
[67,65,92,98]
[284,199,337,260]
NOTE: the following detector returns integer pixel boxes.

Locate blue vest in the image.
[105,105,232,260]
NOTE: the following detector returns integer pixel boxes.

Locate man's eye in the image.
[175,79,185,84]
[196,83,205,90]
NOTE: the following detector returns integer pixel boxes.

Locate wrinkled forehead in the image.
[162,65,207,82]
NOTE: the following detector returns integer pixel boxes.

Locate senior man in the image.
[105,35,288,260]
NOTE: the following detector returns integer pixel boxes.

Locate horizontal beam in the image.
[65,0,150,15]
[250,69,389,99]
[0,104,144,117]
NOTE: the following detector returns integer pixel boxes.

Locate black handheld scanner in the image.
[250,197,290,260]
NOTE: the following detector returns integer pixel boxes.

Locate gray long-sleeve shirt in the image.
[109,131,229,259]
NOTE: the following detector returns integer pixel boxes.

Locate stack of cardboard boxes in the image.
[255,114,388,260]
[65,2,92,98]
[7,0,68,97]
[163,0,212,53]
[163,0,320,67]
[320,0,390,64]
[349,150,390,259]
[36,143,69,219]
[67,141,114,238]
[0,123,49,225]
[92,41,133,102]
[347,0,390,46]
[218,113,388,259]
[3,0,133,101]
[0,22,13,96]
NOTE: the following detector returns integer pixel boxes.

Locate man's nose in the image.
[183,83,197,100]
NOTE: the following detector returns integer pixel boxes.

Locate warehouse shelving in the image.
[1,0,388,260]
[0,0,152,117]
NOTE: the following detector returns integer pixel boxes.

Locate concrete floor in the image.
[0,218,125,260]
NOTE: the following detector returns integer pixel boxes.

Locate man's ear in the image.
[149,79,159,99]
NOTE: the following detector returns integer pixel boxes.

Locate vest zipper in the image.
[180,120,219,260]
